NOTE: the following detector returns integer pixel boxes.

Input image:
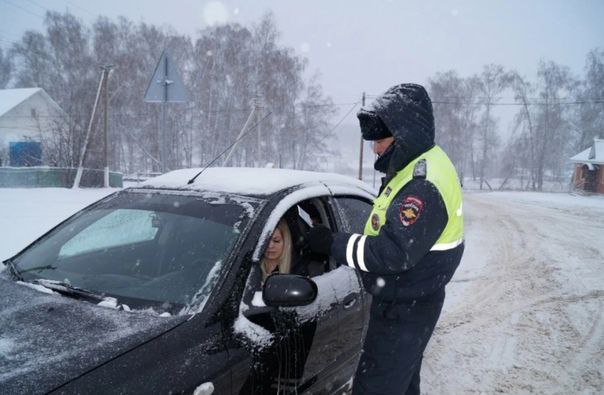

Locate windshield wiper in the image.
[3,259,24,281]
[32,279,106,303]
[19,264,57,274]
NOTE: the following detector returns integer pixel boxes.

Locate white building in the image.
[0,88,66,166]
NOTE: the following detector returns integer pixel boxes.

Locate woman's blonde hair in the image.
[261,218,292,281]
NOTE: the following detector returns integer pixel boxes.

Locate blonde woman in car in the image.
[260,218,292,283]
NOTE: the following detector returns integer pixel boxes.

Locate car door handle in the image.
[342,294,357,309]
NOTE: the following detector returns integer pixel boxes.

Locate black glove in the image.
[306,226,333,256]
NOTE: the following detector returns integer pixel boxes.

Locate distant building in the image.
[0,88,66,166]
[570,138,604,194]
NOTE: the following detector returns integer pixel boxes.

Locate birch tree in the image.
[429,71,482,182]
[9,10,337,174]
[0,48,12,88]
[573,48,604,151]
[535,61,576,189]
[476,65,510,189]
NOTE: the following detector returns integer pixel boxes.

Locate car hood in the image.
[0,276,186,394]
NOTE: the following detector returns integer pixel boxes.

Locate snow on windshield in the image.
[11,190,261,316]
[0,276,180,390]
[179,260,224,316]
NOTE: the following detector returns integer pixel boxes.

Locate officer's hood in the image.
[364,84,435,175]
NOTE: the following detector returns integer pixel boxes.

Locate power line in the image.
[365,92,604,105]
[315,101,360,146]
[0,37,15,46]
[64,0,97,17]
[327,101,359,135]
[0,0,45,19]
[0,28,22,42]
[432,99,604,106]
[1,97,602,123]
[0,101,363,120]
[22,0,47,12]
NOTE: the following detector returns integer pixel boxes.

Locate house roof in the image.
[570,138,604,165]
[0,88,42,117]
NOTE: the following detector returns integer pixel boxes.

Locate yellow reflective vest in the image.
[364,145,464,251]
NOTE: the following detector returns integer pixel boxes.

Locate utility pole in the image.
[358,92,365,180]
[101,64,114,188]
[256,96,262,167]
[541,93,549,192]
[73,68,105,189]
[144,49,188,173]
[160,59,168,173]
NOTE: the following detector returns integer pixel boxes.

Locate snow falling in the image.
[1,187,602,393]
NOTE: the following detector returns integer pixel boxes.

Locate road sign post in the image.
[144,49,187,172]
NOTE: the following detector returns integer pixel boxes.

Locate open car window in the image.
[242,196,337,313]
[286,198,336,276]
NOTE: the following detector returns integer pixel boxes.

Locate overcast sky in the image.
[1,0,603,120]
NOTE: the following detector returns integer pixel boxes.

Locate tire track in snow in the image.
[423,192,604,394]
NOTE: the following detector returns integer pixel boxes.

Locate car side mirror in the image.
[263,274,317,307]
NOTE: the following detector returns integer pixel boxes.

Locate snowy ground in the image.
[0,188,117,261]
[0,187,602,393]
[425,191,604,394]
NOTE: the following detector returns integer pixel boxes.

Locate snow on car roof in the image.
[141,167,376,196]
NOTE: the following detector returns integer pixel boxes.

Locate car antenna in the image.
[187,111,273,185]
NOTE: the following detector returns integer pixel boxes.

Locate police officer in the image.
[307,83,464,394]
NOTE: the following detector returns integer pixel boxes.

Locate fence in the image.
[0,167,123,188]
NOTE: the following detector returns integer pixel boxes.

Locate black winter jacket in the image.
[331,84,464,302]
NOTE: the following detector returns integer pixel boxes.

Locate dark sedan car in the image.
[1,167,376,394]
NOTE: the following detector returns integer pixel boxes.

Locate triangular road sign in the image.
[144,49,188,103]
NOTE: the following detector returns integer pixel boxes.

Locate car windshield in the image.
[11,189,259,315]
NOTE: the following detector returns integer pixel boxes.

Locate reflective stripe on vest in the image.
[363,145,464,251]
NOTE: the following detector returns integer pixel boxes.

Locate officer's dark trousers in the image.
[352,290,445,395]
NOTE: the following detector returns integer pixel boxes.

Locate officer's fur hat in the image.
[357,108,392,141]
[359,83,436,175]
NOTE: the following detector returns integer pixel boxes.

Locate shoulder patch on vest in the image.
[371,213,380,231]
[400,195,424,226]
[413,159,427,179]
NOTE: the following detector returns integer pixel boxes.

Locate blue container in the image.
[9,141,42,167]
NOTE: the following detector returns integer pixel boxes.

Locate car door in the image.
[296,265,365,392]
[273,195,371,393]
[231,189,360,393]
[328,195,375,374]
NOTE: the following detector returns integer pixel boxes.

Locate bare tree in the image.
[10,31,53,88]
[429,71,482,183]
[573,48,604,151]
[8,10,340,175]
[475,65,510,189]
[0,47,12,88]
[509,72,538,189]
[534,61,576,190]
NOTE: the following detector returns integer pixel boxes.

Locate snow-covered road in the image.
[425,192,604,394]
